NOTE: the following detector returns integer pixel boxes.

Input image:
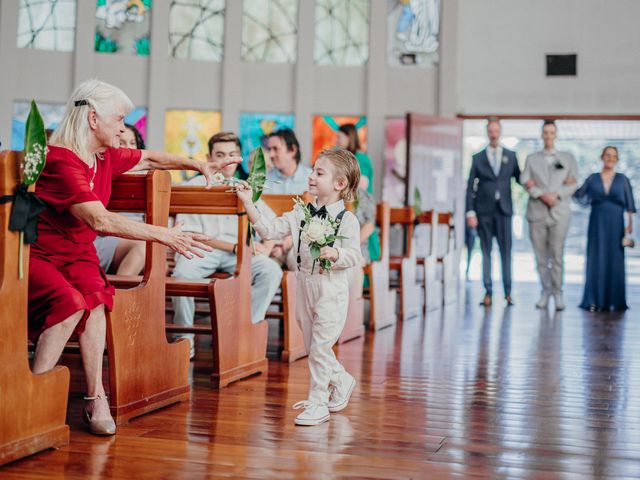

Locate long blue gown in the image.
[575,173,636,311]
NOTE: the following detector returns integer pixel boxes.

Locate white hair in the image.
[49,79,134,162]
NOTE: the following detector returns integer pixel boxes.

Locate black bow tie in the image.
[308,203,328,218]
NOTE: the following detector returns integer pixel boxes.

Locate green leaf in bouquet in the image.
[23,100,47,186]
[310,244,321,260]
[413,187,422,217]
[249,146,267,203]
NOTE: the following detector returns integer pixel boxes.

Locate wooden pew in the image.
[0,151,70,465]
[165,186,268,388]
[261,194,307,363]
[106,172,191,424]
[415,210,442,312]
[389,207,422,320]
[363,203,396,331]
[436,212,457,305]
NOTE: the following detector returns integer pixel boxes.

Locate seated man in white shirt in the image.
[265,129,312,268]
[171,132,283,358]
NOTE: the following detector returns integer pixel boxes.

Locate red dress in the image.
[28,145,141,340]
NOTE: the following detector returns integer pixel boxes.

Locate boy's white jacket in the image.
[252,199,364,272]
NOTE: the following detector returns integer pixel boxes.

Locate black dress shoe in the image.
[505,296,514,306]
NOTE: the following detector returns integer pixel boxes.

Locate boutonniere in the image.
[501,154,509,164]
[553,160,564,170]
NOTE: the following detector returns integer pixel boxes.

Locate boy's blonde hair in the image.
[50,79,134,162]
[317,147,361,202]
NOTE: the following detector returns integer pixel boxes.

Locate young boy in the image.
[236,148,363,426]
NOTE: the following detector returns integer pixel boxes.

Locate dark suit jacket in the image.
[465,147,520,217]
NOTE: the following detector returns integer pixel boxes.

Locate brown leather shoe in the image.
[479,294,492,307]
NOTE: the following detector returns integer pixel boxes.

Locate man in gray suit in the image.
[522,120,577,310]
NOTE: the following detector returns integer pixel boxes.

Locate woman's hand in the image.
[319,247,339,262]
[197,156,242,187]
[162,222,213,259]
[234,181,254,205]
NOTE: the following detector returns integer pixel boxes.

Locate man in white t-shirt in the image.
[171,132,282,357]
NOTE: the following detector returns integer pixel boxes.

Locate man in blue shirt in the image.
[266,129,312,194]
[264,129,312,267]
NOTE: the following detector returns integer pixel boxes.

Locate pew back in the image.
[0,151,69,465]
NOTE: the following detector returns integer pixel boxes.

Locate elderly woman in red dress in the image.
[29,80,236,436]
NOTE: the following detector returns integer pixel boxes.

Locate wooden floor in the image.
[3,281,640,479]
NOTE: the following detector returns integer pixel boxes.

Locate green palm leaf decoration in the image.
[248,146,267,203]
[413,187,422,217]
[23,100,48,185]
[11,100,48,278]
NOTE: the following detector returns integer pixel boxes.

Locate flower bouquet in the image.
[294,197,347,274]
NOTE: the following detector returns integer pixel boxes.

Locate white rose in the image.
[304,219,327,243]
[323,220,335,236]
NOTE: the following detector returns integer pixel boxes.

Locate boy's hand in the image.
[235,181,253,204]
[319,247,339,262]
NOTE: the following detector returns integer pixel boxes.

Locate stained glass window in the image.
[242,0,297,63]
[312,115,367,163]
[314,0,369,66]
[239,113,295,173]
[169,0,225,61]
[387,0,440,67]
[17,0,76,52]
[164,109,221,183]
[95,0,152,56]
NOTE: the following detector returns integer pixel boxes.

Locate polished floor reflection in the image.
[3,282,640,479]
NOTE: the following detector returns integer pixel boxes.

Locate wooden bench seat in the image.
[0,151,70,466]
[363,203,396,331]
[436,212,456,305]
[105,171,191,424]
[414,210,442,311]
[389,207,422,320]
[166,185,268,388]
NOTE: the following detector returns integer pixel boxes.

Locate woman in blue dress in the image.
[574,146,636,311]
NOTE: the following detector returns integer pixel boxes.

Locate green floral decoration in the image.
[248,146,267,203]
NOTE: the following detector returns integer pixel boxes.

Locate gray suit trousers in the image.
[528,216,570,295]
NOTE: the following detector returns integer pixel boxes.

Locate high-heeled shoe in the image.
[83,395,116,436]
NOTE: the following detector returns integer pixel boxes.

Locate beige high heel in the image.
[83,394,116,436]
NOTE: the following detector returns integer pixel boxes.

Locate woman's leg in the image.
[111,239,146,275]
[32,310,84,374]
[78,305,111,422]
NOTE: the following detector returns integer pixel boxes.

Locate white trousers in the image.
[296,270,350,405]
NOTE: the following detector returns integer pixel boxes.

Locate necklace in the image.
[89,158,98,190]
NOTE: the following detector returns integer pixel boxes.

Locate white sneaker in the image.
[536,293,550,309]
[554,293,565,311]
[328,373,356,413]
[293,401,330,426]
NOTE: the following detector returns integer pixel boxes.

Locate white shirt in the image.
[252,198,363,275]
[487,145,503,174]
[177,175,276,242]
[544,149,556,166]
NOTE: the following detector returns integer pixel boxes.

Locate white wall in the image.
[0,1,451,200]
[456,0,640,116]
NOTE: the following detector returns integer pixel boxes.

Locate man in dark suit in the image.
[466,118,520,306]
